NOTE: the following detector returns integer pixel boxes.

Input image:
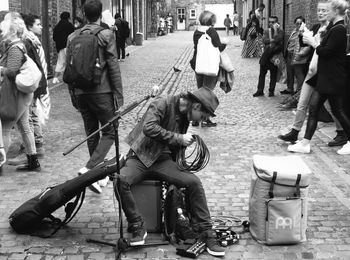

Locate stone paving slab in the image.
[1,31,350,260]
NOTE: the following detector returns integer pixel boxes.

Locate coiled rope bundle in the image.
[176,134,210,172]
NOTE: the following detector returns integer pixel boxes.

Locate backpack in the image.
[63,27,104,90]
[164,185,197,244]
[121,20,130,38]
[9,157,119,237]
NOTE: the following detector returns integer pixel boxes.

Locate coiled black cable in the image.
[176,134,210,172]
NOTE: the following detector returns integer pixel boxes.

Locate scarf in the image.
[27,31,47,78]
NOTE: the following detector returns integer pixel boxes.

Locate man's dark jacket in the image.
[53,19,74,52]
[259,27,284,66]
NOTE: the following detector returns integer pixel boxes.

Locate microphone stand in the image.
[63,94,168,260]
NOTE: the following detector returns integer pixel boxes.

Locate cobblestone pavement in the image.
[1,31,350,260]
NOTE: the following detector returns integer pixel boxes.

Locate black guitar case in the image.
[9,156,122,237]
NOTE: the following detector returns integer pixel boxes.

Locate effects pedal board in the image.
[176,239,206,258]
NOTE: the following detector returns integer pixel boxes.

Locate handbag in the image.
[195,32,220,77]
[0,75,18,121]
[240,27,247,41]
[219,51,234,72]
[15,46,42,94]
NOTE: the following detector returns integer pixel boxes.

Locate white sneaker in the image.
[78,167,102,194]
[337,141,350,155]
[287,141,311,154]
[52,77,60,84]
[98,176,109,187]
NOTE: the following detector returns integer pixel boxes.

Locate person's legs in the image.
[29,99,44,154]
[278,81,315,143]
[116,39,121,60]
[76,95,100,157]
[268,62,278,95]
[195,73,204,89]
[84,94,116,169]
[203,75,218,91]
[284,54,295,93]
[255,64,268,95]
[225,27,229,36]
[120,38,126,59]
[292,82,315,131]
[304,91,328,140]
[294,64,307,93]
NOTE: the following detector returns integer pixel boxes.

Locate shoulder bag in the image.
[15,44,42,94]
[0,74,18,121]
[195,31,220,77]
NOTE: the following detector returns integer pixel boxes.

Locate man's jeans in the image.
[293,80,343,132]
[195,73,217,90]
[119,154,212,232]
[29,98,44,145]
[257,61,278,93]
[76,93,116,169]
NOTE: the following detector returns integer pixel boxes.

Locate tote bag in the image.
[0,75,18,121]
[195,33,220,77]
[15,53,42,94]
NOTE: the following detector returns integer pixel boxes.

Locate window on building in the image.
[190,9,196,19]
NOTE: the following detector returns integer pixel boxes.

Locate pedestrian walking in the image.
[288,0,350,155]
[114,13,130,61]
[52,12,74,84]
[7,13,49,166]
[0,13,41,171]
[224,14,232,36]
[65,0,123,193]
[241,16,263,58]
[233,11,239,36]
[253,16,284,97]
[190,10,227,127]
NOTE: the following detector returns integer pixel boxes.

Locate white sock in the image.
[78,166,89,174]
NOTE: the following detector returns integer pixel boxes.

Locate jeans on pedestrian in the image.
[2,105,36,155]
[292,81,314,131]
[257,61,278,93]
[304,91,350,141]
[225,27,230,36]
[116,38,126,59]
[293,64,308,93]
[195,73,217,90]
[119,154,212,232]
[29,98,44,145]
[76,93,116,169]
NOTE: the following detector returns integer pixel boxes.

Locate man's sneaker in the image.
[337,141,350,155]
[253,91,264,97]
[287,141,311,154]
[78,167,102,194]
[129,222,147,246]
[204,230,225,257]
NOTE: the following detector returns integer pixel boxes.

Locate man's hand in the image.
[182,133,194,146]
[0,147,6,167]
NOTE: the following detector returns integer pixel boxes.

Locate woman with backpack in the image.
[0,13,41,172]
[190,10,227,127]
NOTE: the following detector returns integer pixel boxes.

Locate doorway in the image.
[177,8,186,30]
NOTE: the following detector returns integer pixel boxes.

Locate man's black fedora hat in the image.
[188,87,219,117]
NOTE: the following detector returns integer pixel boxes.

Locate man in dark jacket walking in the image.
[253,16,284,97]
[52,11,74,83]
[114,13,129,61]
[65,0,124,193]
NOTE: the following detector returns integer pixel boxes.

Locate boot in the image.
[328,131,348,147]
[16,154,41,172]
[278,129,299,143]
